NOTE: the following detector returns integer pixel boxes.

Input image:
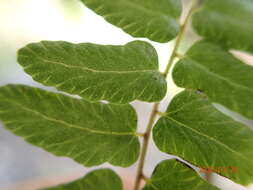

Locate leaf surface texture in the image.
[44,169,122,190]
[18,41,167,104]
[153,90,253,185]
[173,41,253,119]
[0,85,140,167]
[143,159,220,190]
[193,0,253,53]
[81,0,182,43]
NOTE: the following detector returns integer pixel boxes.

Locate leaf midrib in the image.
[22,47,156,74]
[2,97,137,136]
[164,115,253,165]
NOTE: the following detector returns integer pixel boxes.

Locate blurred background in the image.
[0,0,253,189]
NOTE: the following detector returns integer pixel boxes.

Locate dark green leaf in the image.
[193,0,253,53]
[81,0,182,43]
[0,85,140,167]
[18,41,167,104]
[153,90,253,185]
[44,169,122,190]
[173,40,253,120]
[143,159,220,190]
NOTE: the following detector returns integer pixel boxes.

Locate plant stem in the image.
[133,103,159,190]
[164,0,198,76]
[133,1,198,190]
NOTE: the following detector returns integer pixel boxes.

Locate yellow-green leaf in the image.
[0,85,140,167]
[44,169,122,190]
[173,40,253,120]
[143,159,220,190]
[80,0,182,43]
[18,41,167,104]
[153,90,253,185]
[193,0,253,53]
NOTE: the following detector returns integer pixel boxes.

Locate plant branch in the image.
[133,103,159,190]
[164,0,198,77]
[133,1,198,190]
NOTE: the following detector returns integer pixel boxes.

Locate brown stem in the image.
[133,103,159,190]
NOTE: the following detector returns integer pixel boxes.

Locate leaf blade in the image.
[193,0,253,53]
[44,169,122,190]
[0,85,140,167]
[173,40,253,120]
[142,159,220,190]
[153,90,253,185]
[18,41,167,104]
[80,0,181,43]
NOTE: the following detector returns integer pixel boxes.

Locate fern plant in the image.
[1,0,253,189]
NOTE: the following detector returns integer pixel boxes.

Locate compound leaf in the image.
[44,169,122,190]
[18,41,167,104]
[173,40,253,120]
[80,0,182,43]
[143,159,220,190]
[0,85,140,167]
[153,90,253,185]
[193,0,253,53]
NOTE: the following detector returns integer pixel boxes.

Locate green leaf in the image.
[193,0,253,53]
[173,40,253,120]
[153,90,253,185]
[143,159,220,190]
[44,169,122,190]
[18,41,167,104]
[0,85,140,167]
[80,0,181,43]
